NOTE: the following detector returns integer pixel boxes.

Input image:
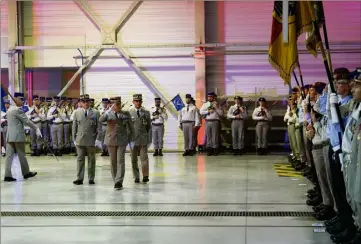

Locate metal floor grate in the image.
[1,211,313,217]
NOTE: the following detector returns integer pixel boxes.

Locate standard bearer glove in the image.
[36,128,42,138]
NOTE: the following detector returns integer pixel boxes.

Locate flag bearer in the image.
[200,92,223,156]
[150,97,168,156]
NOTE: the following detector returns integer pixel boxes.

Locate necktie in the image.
[187,105,189,112]
[137,110,140,118]
[85,110,88,117]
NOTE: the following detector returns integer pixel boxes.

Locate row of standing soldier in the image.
[1,92,274,159]
[284,67,361,244]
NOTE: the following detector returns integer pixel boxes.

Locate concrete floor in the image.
[0,153,333,244]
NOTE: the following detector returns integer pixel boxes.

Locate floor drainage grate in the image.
[1,211,314,217]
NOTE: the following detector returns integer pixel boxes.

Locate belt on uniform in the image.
[51,122,63,125]
[206,119,219,122]
[232,118,244,121]
[152,123,164,126]
[312,144,324,150]
[32,120,42,124]
[257,120,268,123]
[181,121,195,123]
[63,121,71,124]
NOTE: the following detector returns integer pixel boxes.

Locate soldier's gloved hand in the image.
[73,141,77,147]
[179,124,183,131]
[329,93,338,106]
[36,128,42,138]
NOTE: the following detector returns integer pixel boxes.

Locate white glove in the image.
[36,128,42,138]
[95,140,102,149]
[73,141,77,147]
[338,153,344,170]
[329,93,338,106]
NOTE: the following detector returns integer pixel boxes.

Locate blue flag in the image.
[1,86,7,112]
[171,94,185,111]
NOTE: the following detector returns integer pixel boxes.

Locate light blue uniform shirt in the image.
[327,95,352,152]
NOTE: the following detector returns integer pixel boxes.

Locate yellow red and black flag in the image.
[302,1,325,57]
[268,1,325,84]
[268,1,298,85]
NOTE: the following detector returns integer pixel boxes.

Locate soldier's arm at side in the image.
[15,109,38,131]
[96,110,102,136]
[195,109,200,127]
[72,112,78,142]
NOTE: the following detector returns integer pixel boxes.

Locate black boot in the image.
[153,149,159,156]
[101,149,107,156]
[207,148,213,156]
[31,150,37,156]
[233,149,238,156]
[183,150,189,156]
[257,148,262,155]
[214,148,219,156]
[158,149,163,156]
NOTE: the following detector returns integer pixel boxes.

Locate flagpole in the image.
[295,61,306,98]
[306,1,344,132]
[292,71,304,99]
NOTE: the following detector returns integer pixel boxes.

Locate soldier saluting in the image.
[99,97,132,189]
[128,94,151,183]
[227,96,248,155]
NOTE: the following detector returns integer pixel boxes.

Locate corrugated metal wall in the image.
[85,1,195,150]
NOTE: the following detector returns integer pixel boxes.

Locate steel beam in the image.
[73,0,106,32]
[57,49,103,96]
[73,54,193,59]
[113,1,143,34]
[13,41,361,50]
[114,44,178,118]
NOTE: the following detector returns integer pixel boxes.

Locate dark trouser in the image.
[330,149,354,224]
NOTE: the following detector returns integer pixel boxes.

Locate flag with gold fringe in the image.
[268,1,324,84]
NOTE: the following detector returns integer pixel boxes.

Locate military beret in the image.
[291,87,299,93]
[185,94,192,99]
[89,98,94,102]
[133,94,142,100]
[154,97,161,101]
[14,92,24,98]
[258,97,266,102]
[53,96,60,100]
[46,97,52,101]
[234,96,242,100]
[334,67,350,75]
[207,92,215,96]
[67,97,73,101]
[60,96,66,101]
[303,84,312,90]
[33,95,39,100]
[102,98,110,102]
[80,98,89,102]
[39,96,45,101]
[312,82,327,94]
[84,94,90,99]
[353,74,361,84]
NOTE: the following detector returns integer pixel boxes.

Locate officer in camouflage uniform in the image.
[99,97,132,189]
[128,94,151,183]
